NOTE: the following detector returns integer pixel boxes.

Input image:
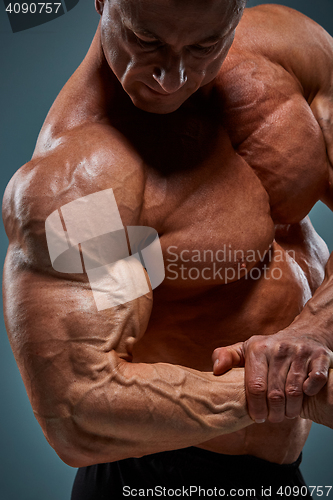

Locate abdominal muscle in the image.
[133,234,327,463]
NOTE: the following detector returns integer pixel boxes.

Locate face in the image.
[96,0,244,114]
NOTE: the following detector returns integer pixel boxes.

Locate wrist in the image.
[285,318,332,351]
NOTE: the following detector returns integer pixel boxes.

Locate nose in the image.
[152,51,187,94]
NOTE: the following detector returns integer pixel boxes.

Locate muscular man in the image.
[2,0,333,498]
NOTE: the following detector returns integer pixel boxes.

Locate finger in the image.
[212,343,245,375]
[245,350,269,423]
[266,354,291,423]
[285,355,309,419]
[303,352,332,396]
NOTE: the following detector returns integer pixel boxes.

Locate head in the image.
[95,0,246,114]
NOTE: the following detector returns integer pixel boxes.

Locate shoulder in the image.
[239,3,331,45]
[235,4,333,97]
[2,122,146,270]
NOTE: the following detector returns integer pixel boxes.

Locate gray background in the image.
[0,1,332,499]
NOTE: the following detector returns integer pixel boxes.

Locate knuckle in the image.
[274,342,291,359]
[312,347,328,359]
[246,335,268,350]
[295,344,311,359]
[310,370,328,384]
[247,335,260,344]
[285,385,303,399]
[247,380,267,397]
[320,349,331,360]
[268,389,285,405]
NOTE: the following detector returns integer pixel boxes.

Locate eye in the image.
[189,43,219,56]
[133,32,162,50]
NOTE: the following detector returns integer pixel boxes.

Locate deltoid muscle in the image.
[45,188,165,310]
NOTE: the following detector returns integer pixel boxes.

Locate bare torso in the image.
[20,6,332,463]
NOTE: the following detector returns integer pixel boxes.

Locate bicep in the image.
[305,24,333,208]
[3,246,152,422]
[311,91,333,209]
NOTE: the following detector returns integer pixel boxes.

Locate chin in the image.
[133,100,183,114]
[129,94,185,114]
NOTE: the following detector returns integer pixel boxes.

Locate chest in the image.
[139,122,275,288]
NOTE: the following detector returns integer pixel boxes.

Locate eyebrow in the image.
[123,20,224,45]
[123,19,158,38]
[197,34,224,44]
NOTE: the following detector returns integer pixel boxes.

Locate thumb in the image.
[212,342,245,375]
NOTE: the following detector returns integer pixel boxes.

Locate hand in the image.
[212,330,333,423]
[302,368,333,429]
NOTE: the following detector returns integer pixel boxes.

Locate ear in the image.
[95,0,105,15]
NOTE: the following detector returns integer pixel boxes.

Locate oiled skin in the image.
[3,4,333,468]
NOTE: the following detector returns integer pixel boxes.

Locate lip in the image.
[144,84,173,97]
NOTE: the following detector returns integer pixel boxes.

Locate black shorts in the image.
[71,447,311,499]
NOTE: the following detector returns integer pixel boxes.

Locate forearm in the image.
[4,258,252,468]
[42,362,251,467]
[284,251,333,350]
